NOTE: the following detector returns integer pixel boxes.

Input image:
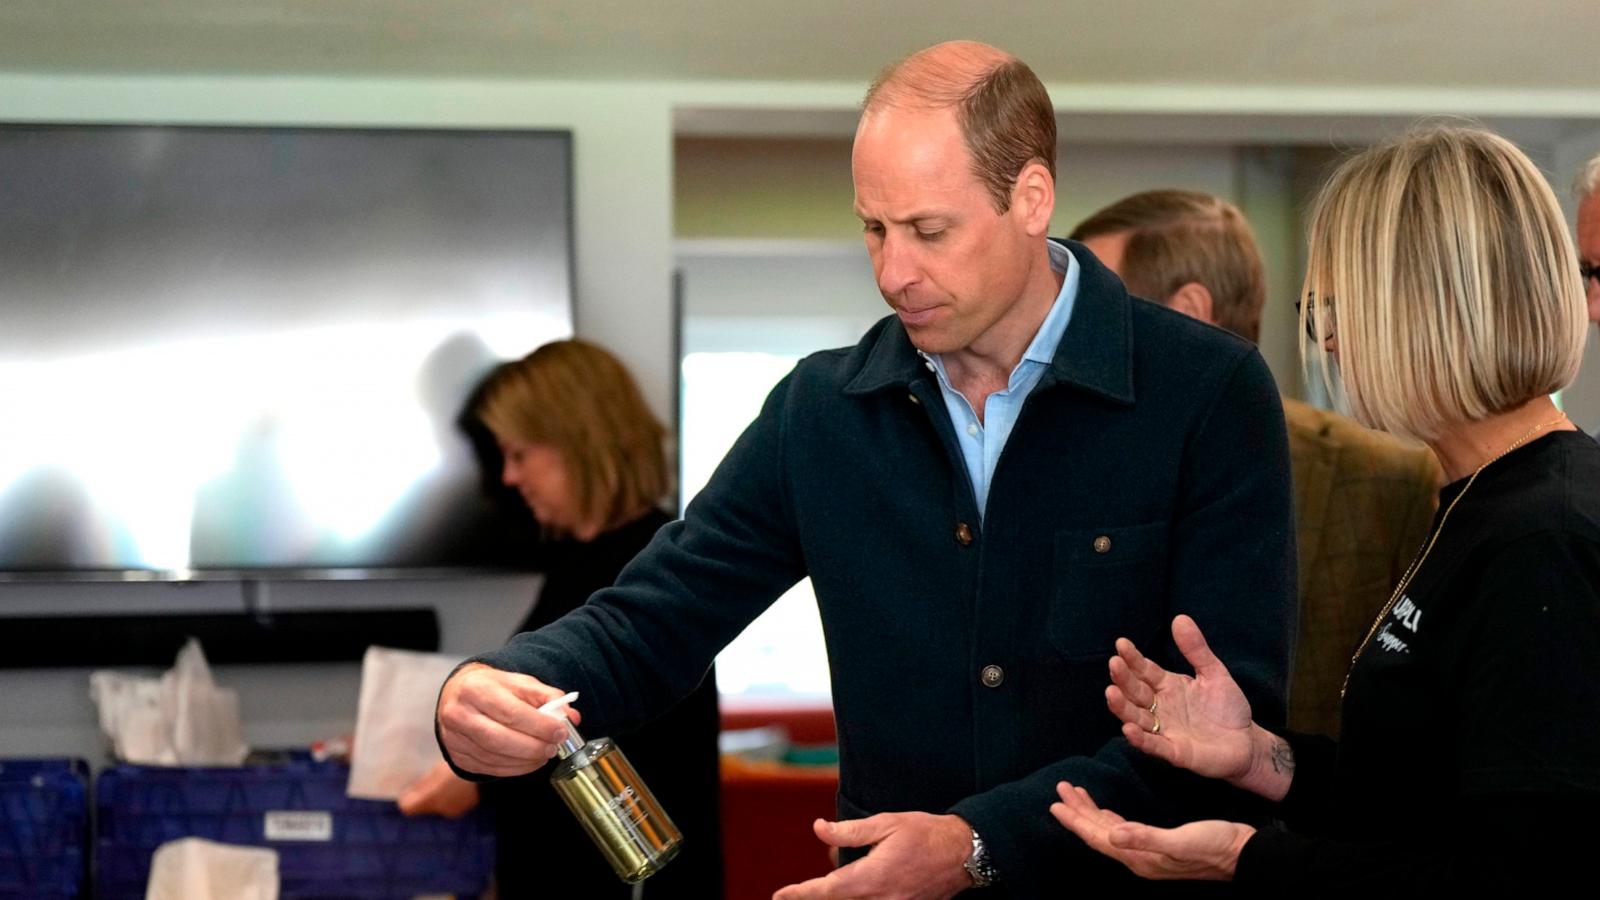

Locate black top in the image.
[1239,429,1600,889]
[484,507,723,898]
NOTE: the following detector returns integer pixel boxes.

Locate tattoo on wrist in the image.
[1269,739,1295,775]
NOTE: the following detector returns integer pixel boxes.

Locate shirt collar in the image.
[1022,240,1079,368]
[843,239,1133,406]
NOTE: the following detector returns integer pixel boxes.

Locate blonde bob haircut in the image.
[474,339,668,534]
[1302,126,1586,442]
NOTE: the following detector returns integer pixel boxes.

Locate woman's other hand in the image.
[397,760,481,818]
[1108,615,1292,799]
[1050,781,1253,882]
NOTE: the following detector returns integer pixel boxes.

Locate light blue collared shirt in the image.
[922,241,1079,520]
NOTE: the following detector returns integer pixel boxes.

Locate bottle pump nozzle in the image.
[538,691,585,758]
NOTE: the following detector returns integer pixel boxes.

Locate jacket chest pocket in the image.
[1048,521,1168,661]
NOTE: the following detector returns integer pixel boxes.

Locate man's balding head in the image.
[1575,153,1600,325]
[862,41,1056,213]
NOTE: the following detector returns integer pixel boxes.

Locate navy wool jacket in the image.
[462,241,1297,896]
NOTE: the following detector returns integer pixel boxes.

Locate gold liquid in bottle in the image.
[549,731,683,883]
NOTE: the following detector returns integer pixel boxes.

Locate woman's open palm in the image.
[1106,615,1256,781]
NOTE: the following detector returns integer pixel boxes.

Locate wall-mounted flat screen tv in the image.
[0,125,573,579]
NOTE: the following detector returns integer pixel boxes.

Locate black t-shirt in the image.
[1239,430,1600,889]
[485,508,724,898]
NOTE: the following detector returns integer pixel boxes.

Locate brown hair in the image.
[473,339,668,534]
[1303,126,1585,441]
[863,41,1056,213]
[1071,190,1266,343]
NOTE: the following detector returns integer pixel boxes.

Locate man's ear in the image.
[1011,160,1055,236]
[1165,281,1216,326]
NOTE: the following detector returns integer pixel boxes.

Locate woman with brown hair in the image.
[401,339,722,896]
[1049,126,1600,889]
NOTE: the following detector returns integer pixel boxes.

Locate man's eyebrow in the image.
[853,208,950,224]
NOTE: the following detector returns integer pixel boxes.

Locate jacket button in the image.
[1093,535,1111,554]
[908,393,921,405]
[981,665,1004,688]
[955,522,974,546]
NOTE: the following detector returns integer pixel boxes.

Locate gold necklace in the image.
[1340,413,1569,698]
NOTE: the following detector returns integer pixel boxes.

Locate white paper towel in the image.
[90,638,249,766]
[145,837,278,900]
[346,645,463,800]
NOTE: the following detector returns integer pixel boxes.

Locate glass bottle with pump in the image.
[544,695,683,883]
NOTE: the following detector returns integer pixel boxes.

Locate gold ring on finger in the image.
[1150,715,1162,735]
[1149,699,1158,714]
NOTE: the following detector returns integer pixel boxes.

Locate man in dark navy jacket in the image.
[435,40,1296,898]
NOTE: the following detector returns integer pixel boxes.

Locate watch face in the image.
[965,833,995,886]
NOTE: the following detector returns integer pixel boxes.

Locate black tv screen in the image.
[0,125,572,578]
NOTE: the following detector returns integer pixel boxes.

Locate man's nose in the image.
[876,232,919,297]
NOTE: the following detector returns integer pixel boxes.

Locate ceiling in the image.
[3,0,1597,92]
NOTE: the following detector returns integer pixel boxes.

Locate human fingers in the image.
[439,706,560,773]
[1171,615,1228,680]
[444,723,550,775]
[1054,784,1186,880]
[772,863,865,900]
[1108,821,1199,860]
[474,691,571,746]
[1054,780,1091,813]
[812,814,896,849]
[396,761,456,816]
[397,767,479,818]
[441,741,543,778]
[1054,782,1115,826]
[1105,681,1158,734]
[1120,720,1183,767]
[1053,783,1134,864]
[1109,821,1229,881]
[396,767,441,816]
[1115,637,1171,692]
[455,672,576,746]
[441,665,577,730]
[1073,785,1127,825]
[1109,654,1158,713]
[500,674,584,727]
[1051,784,1110,847]
[771,873,831,899]
[1050,798,1101,845]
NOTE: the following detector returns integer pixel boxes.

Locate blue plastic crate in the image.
[95,755,494,900]
[0,758,90,900]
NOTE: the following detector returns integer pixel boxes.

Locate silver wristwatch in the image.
[963,828,998,888]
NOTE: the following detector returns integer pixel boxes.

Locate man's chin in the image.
[902,326,961,357]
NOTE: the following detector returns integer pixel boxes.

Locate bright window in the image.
[680,350,831,700]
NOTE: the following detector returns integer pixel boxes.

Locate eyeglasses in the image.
[1295,294,1335,344]
[1582,262,1600,290]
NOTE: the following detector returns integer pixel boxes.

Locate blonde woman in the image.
[1050,127,1600,888]
[400,339,722,895]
